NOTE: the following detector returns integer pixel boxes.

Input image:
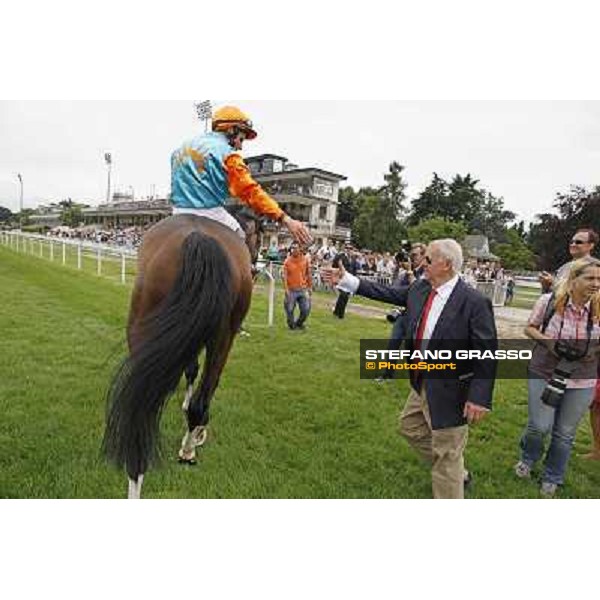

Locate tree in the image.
[491,229,535,270]
[350,162,408,251]
[408,173,449,225]
[446,174,485,224]
[0,206,13,223]
[352,187,406,251]
[467,191,516,243]
[528,186,600,271]
[337,186,358,227]
[380,161,408,218]
[60,206,83,227]
[407,217,467,245]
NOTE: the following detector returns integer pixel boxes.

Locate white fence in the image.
[0,230,137,284]
[2,231,511,313]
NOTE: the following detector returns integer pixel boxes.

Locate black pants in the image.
[333,291,350,318]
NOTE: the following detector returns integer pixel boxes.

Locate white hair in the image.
[430,239,463,273]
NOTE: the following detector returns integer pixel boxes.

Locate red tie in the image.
[415,289,437,345]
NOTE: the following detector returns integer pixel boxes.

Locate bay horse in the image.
[102,207,262,498]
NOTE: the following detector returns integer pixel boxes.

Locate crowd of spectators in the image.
[260,240,516,304]
[47,225,148,249]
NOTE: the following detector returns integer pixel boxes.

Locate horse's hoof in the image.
[192,427,208,448]
[178,455,197,466]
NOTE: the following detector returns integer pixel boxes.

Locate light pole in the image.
[104,153,112,203]
[194,100,212,132]
[17,173,23,229]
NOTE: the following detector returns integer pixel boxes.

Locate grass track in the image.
[1,245,598,498]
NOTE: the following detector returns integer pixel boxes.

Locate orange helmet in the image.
[212,106,257,140]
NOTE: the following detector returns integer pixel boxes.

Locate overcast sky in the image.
[1,100,599,224]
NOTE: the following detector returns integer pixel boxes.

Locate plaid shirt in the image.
[528,294,600,388]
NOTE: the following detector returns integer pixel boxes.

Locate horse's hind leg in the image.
[127,475,145,499]
[182,359,199,412]
[178,332,235,464]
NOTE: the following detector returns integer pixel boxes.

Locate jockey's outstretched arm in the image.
[225,154,312,245]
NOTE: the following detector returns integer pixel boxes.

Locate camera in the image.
[540,340,588,408]
[554,340,588,362]
[541,360,578,408]
[386,306,406,324]
[395,240,412,264]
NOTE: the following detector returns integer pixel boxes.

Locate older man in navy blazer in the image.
[324,239,497,499]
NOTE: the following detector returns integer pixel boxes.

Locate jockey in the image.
[171,105,311,246]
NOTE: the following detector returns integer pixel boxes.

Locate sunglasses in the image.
[570,239,588,245]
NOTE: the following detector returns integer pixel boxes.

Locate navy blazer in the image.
[358,277,498,429]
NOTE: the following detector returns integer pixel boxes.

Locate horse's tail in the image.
[102,231,234,480]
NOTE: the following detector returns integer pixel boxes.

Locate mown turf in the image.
[1,245,598,498]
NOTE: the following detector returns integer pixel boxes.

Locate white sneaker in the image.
[514,461,531,479]
[540,482,558,497]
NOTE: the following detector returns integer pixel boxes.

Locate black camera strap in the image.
[554,298,595,356]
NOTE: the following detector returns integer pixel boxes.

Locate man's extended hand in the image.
[284,217,312,246]
[321,263,346,287]
[463,402,489,425]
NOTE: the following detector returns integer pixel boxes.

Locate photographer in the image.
[332,243,357,319]
[380,243,428,381]
[517,257,600,496]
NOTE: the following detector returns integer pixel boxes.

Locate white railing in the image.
[0,230,136,284]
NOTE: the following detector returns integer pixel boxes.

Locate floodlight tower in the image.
[17,173,23,212]
[104,153,112,203]
[194,100,212,132]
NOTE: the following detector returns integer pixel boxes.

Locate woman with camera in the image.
[516,257,600,496]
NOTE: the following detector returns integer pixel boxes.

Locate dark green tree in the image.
[0,206,13,222]
[491,229,535,270]
[351,162,409,251]
[446,174,485,224]
[337,186,359,227]
[528,186,600,271]
[380,161,408,218]
[408,173,449,225]
[468,192,516,243]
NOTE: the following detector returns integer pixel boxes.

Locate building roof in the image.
[255,167,347,182]
[246,154,289,163]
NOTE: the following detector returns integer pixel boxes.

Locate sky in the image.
[1,100,599,224]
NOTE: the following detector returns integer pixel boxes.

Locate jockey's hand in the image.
[284,217,312,245]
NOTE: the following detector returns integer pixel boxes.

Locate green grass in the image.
[1,244,598,498]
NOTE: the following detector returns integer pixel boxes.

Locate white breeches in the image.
[172,207,245,239]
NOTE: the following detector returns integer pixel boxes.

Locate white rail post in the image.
[97,247,102,276]
[62,241,66,265]
[77,243,82,270]
[39,239,43,258]
[121,253,126,284]
[268,262,275,327]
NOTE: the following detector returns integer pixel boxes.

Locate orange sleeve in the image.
[224,154,285,221]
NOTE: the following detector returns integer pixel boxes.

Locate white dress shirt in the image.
[421,275,460,342]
